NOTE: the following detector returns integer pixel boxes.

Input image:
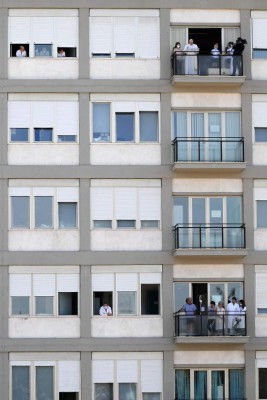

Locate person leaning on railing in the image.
[178,297,197,335]
[172,42,184,74]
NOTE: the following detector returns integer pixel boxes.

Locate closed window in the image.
[94,383,113,400]
[10,128,29,142]
[255,128,267,142]
[119,383,136,400]
[34,44,52,57]
[11,196,30,228]
[35,296,53,315]
[118,291,136,315]
[257,200,267,228]
[58,203,77,228]
[12,366,30,400]
[252,18,267,59]
[34,128,53,142]
[140,112,158,142]
[116,112,135,142]
[35,196,53,228]
[93,103,110,142]
[12,296,30,315]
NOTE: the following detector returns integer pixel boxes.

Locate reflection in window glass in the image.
[228,282,243,302]
[211,371,225,399]
[118,291,136,315]
[34,128,53,142]
[119,383,136,400]
[12,366,30,400]
[141,220,159,229]
[95,383,113,400]
[117,220,136,228]
[36,366,54,400]
[93,103,111,142]
[210,284,224,305]
[35,196,53,228]
[93,220,112,229]
[140,112,158,142]
[57,135,77,142]
[143,394,161,400]
[10,128,29,142]
[194,371,207,399]
[34,44,52,57]
[35,296,53,315]
[257,200,267,228]
[255,128,267,142]
[116,112,134,142]
[173,197,188,225]
[11,196,30,228]
[12,296,30,315]
[58,203,77,228]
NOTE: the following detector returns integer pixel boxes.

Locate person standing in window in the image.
[238,299,247,335]
[178,297,197,335]
[210,43,220,68]
[99,302,112,316]
[183,38,199,75]
[216,301,225,335]
[227,296,240,335]
[16,45,27,57]
[57,48,66,57]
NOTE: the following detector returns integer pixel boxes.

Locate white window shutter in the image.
[92,274,114,291]
[93,360,114,383]
[57,274,79,292]
[55,102,79,136]
[58,361,80,392]
[91,187,113,220]
[140,273,161,284]
[33,274,55,296]
[90,17,113,55]
[9,17,31,43]
[32,17,54,43]
[116,273,138,291]
[253,19,267,48]
[8,102,31,128]
[117,360,138,382]
[57,187,79,203]
[114,17,136,54]
[138,17,160,58]
[114,188,137,219]
[141,360,163,392]
[256,273,267,308]
[54,17,78,47]
[32,102,54,128]
[139,188,161,220]
[10,274,31,296]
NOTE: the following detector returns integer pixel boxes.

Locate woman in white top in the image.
[238,299,247,335]
[16,46,27,57]
[183,38,199,75]
[216,301,225,335]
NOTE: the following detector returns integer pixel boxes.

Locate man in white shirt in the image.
[227,297,240,335]
[16,46,27,57]
[99,302,112,316]
[183,39,199,75]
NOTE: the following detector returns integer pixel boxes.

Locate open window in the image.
[141,284,160,315]
[93,292,113,315]
[57,47,77,58]
[59,292,78,315]
[59,393,79,400]
[10,43,29,57]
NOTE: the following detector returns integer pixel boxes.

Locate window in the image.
[10,128,29,142]
[34,128,53,142]
[255,128,267,142]
[256,272,267,314]
[58,203,77,228]
[36,366,54,398]
[10,273,79,317]
[252,18,267,59]
[143,394,161,400]
[118,291,136,315]
[95,383,113,400]
[175,369,244,400]
[34,44,52,57]
[257,201,267,228]
[141,284,160,315]
[259,369,267,399]
[91,102,159,144]
[119,383,136,400]
[12,366,30,400]
[10,43,29,58]
[93,220,112,229]
[35,196,53,228]
[117,220,136,229]
[93,292,113,316]
[11,196,30,228]
[57,135,77,142]
[57,47,77,58]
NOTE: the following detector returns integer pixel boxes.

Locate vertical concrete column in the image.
[240,10,251,80]
[80,265,91,338]
[79,8,90,79]
[160,9,171,80]
[0,179,9,252]
[0,267,9,340]
[241,93,252,166]
[163,351,174,400]
[0,9,8,79]
[161,178,173,251]
[0,93,8,166]
[80,352,92,400]
[245,350,256,400]
[162,265,174,338]
[244,264,255,337]
[79,178,91,251]
[243,178,254,251]
[0,353,9,400]
[161,92,172,167]
[79,93,90,166]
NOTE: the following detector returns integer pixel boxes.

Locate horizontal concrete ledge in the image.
[175,336,249,344]
[173,249,248,258]
[172,162,246,172]
[171,75,246,87]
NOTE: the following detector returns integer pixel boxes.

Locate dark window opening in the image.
[10,43,29,57]
[188,28,222,54]
[115,52,135,58]
[34,128,53,142]
[92,53,111,58]
[57,47,77,58]
[93,292,113,315]
[59,393,79,400]
[141,284,160,315]
[58,292,78,315]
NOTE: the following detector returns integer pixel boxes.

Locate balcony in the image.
[172,137,245,172]
[174,312,248,344]
[171,54,246,87]
[173,224,247,257]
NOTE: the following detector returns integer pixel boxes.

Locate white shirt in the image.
[16,50,27,57]
[99,305,112,316]
[227,302,240,314]
[183,43,199,53]
[57,52,66,57]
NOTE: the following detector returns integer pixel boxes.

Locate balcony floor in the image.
[171,75,246,87]
[173,248,248,258]
[172,162,246,172]
[174,335,249,344]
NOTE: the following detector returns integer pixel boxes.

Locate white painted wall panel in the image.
[32,102,54,127]
[140,273,161,284]
[32,17,54,43]
[117,360,138,382]
[9,102,31,127]
[256,318,267,337]
[8,59,79,79]
[173,264,244,279]
[174,351,245,365]
[253,145,267,165]
[55,102,79,135]
[141,360,162,392]
[252,62,267,81]
[114,17,136,54]
[90,59,160,79]
[89,17,113,55]
[252,19,267,48]
[114,188,137,219]
[91,231,162,251]
[171,93,241,109]
[9,231,79,251]
[172,178,243,193]
[57,187,79,202]
[138,17,160,58]
[58,361,80,392]
[10,274,31,296]
[170,9,240,23]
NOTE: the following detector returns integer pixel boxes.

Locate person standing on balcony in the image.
[183,38,199,75]
[225,42,234,74]
[227,296,240,335]
[172,42,184,74]
[179,297,197,335]
[238,299,247,335]
[232,37,247,76]
[216,301,225,335]
[210,43,220,68]
[207,301,217,335]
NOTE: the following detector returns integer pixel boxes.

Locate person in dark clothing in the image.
[232,37,246,76]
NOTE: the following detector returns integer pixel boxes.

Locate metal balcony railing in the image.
[174,398,246,400]
[171,54,243,76]
[174,312,247,337]
[173,224,246,249]
[172,137,244,163]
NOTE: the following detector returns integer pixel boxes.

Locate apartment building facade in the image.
[1,1,267,399]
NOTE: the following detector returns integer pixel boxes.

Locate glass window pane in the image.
[257,201,267,228]
[140,111,158,142]
[143,394,161,400]
[228,283,243,303]
[141,220,159,229]
[12,366,30,400]
[35,296,53,315]
[36,366,54,400]
[116,113,134,142]
[208,113,221,138]
[211,371,225,400]
[11,196,30,228]
[259,369,267,399]
[174,283,189,312]
[194,371,207,399]
[172,111,187,139]
[253,49,267,59]
[58,203,77,228]
[191,113,204,138]
[225,112,241,138]
[93,220,112,229]
[118,291,136,315]
[229,369,244,400]
[12,296,30,315]
[119,383,136,400]
[57,135,77,142]
[11,128,29,142]
[175,369,190,400]
[93,103,110,142]
[58,292,78,315]
[210,284,224,306]
[35,196,53,228]
[117,220,136,228]
[34,44,52,57]
[226,197,242,224]
[95,383,113,400]
[34,128,53,142]
[173,197,188,225]
[141,284,160,315]
[255,128,267,142]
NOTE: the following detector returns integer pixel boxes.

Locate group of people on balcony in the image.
[172,37,246,76]
[178,296,247,336]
